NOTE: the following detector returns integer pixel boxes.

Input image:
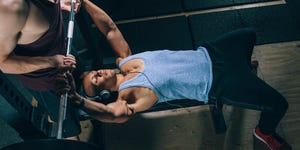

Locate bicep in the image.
[106,28,131,65]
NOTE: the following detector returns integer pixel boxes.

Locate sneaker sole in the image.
[253,130,273,150]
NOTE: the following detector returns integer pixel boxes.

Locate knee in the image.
[281,96,289,113]
[241,28,257,44]
[273,95,289,114]
[0,0,28,13]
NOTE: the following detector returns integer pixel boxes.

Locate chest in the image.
[18,2,50,44]
[120,59,144,76]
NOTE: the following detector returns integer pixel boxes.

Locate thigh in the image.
[211,28,256,67]
[220,71,285,111]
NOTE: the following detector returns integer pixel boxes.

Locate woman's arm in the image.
[73,93,135,123]
[56,72,134,123]
[82,0,131,65]
[0,1,75,74]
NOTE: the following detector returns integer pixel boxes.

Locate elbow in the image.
[94,115,130,124]
[107,20,118,32]
[105,22,118,39]
[91,109,131,123]
[0,57,9,73]
[115,117,130,124]
[111,111,131,123]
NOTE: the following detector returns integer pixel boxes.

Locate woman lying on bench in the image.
[56,0,291,149]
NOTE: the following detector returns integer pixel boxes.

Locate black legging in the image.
[205,28,288,134]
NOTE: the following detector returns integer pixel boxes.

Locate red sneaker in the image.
[253,127,291,150]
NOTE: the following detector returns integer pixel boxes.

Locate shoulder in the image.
[118,88,137,104]
[0,0,29,34]
[0,0,29,12]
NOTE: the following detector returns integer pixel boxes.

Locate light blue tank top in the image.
[118,47,213,104]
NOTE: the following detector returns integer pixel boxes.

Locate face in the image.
[83,69,117,96]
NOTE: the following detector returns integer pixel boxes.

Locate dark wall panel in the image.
[183,0,276,11]
[89,16,194,67]
[78,0,300,68]
[118,16,193,54]
[239,5,300,44]
[188,10,244,48]
[92,0,183,21]
[286,0,300,26]
[189,4,300,47]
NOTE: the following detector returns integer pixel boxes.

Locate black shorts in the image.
[204,28,288,133]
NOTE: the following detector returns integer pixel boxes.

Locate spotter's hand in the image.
[63,54,76,71]
[55,72,76,95]
[52,54,76,72]
[60,0,82,13]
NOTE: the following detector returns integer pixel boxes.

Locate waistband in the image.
[202,42,225,103]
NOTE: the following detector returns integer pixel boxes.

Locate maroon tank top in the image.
[14,0,66,91]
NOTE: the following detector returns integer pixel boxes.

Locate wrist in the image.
[74,93,85,108]
[78,96,85,108]
[48,55,58,68]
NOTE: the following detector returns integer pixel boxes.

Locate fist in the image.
[60,0,82,12]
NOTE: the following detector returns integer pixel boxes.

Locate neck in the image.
[112,70,141,92]
[110,73,124,92]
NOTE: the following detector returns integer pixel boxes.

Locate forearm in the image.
[82,0,131,64]
[0,0,36,74]
[0,55,55,74]
[82,0,115,36]
[82,100,118,123]
[73,93,131,123]
[76,97,120,123]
